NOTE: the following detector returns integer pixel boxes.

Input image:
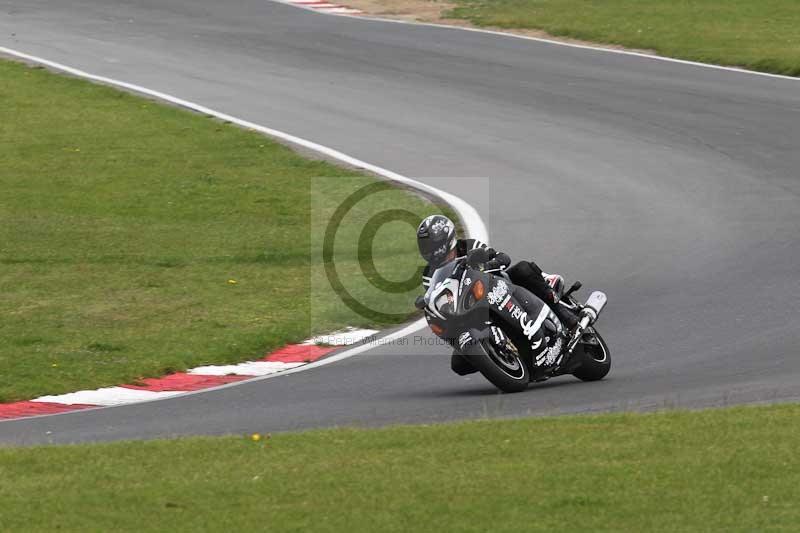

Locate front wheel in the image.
[572,329,611,382]
[467,335,530,393]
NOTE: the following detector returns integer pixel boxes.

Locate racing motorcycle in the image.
[416,248,610,393]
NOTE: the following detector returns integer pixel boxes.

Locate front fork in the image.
[566,314,594,355]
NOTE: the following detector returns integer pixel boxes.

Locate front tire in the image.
[572,329,611,382]
[468,336,530,393]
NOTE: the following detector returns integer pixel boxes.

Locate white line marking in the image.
[188,361,305,376]
[303,328,379,346]
[32,387,186,407]
[0,46,487,420]
[0,47,488,246]
[270,0,799,82]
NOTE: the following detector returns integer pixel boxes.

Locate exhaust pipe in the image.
[568,292,608,354]
[581,291,607,324]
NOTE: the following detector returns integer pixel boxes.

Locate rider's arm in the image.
[456,238,488,256]
[464,245,510,271]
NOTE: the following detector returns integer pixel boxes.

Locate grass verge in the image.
[445,0,800,76]
[0,59,446,402]
[1,403,799,531]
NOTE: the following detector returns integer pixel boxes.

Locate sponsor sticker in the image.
[520,314,538,340]
[509,305,525,320]
[535,337,563,367]
[498,294,511,310]
[490,326,506,346]
[486,280,508,305]
[458,331,472,350]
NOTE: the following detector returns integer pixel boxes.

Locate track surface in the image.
[1,0,798,445]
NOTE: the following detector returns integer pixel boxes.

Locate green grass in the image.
[1,403,799,531]
[447,0,800,77]
[0,59,446,402]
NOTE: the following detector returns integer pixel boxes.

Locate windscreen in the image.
[426,260,459,295]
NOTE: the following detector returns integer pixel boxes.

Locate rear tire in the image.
[572,329,611,382]
[469,337,530,393]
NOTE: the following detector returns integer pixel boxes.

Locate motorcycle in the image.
[416,248,610,393]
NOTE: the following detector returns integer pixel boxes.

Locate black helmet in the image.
[417,215,456,266]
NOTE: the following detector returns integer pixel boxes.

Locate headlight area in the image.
[434,290,455,316]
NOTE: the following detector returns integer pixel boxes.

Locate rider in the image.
[417,214,579,331]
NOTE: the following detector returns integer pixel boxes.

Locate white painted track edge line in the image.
[0,48,488,244]
[0,46,484,422]
[270,0,798,82]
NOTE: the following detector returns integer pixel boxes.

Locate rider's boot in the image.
[552,300,579,331]
[540,273,579,331]
[542,273,565,296]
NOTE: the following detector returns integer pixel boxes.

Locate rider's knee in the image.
[507,260,541,281]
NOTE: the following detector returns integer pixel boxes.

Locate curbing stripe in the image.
[264,344,337,363]
[0,402,96,420]
[0,330,372,419]
[188,361,306,377]
[302,329,378,347]
[32,387,187,407]
[319,8,363,14]
[285,0,363,14]
[121,373,250,392]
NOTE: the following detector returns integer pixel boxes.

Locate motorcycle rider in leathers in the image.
[417,215,579,374]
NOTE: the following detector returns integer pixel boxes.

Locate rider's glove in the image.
[485,251,511,271]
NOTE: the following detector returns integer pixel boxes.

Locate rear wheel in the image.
[470,333,530,393]
[572,329,611,382]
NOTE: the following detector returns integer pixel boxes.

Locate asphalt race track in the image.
[1,0,798,445]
